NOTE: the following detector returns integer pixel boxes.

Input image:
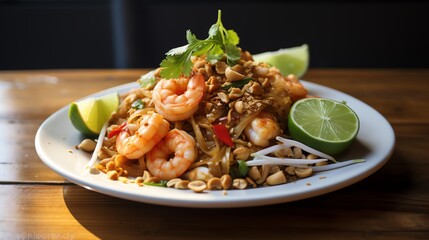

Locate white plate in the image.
[35,81,395,208]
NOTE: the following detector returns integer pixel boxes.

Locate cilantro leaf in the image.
[160,50,194,79]
[225,43,241,66]
[226,30,239,45]
[160,10,241,79]
[208,23,220,38]
[166,44,189,56]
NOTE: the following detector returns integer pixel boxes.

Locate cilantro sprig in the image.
[160,10,241,79]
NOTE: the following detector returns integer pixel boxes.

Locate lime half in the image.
[252,44,309,78]
[288,98,360,155]
[68,92,119,137]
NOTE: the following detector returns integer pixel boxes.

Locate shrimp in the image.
[146,129,197,180]
[285,74,308,102]
[152,73,205,122]
[244,112,280,147]
[116,111,170,159]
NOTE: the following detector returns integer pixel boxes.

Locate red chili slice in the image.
[107,122,126,138]
[212,124,234,147]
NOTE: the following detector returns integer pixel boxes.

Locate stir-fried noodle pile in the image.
[93,50,321,190]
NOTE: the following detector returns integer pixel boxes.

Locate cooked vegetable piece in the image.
[131,99,144,110]
[144,180,168,187]
[107,122,126,138]
[213,124,234,147]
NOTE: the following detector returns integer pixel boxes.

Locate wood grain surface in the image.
[0,69,428,239]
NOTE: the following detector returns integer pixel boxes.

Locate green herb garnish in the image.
[237,160,249,177]
[230,160,249,178]
[131,99,144,110]
[221,77,253,91]
[144,180,168,187]
[160,10,241,79]
[138,69,157,89]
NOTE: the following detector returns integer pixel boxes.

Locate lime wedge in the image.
[288,98,360,155]
[68,92,119,137]
[253,44,309,78]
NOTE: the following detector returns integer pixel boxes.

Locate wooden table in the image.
[1,69,428,239]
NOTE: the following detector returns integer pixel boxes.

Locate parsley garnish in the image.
[160,10,241,79]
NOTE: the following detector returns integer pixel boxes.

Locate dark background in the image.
[1,0,428,70]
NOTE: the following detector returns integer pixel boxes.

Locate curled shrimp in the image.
[244,112,280,147]
[146,129,197,180]
[116,111,170,159]
[152,73,205,122]
[285,74,308,102]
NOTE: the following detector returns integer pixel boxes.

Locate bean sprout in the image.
[276,136,336,162]
[85,121,109,172]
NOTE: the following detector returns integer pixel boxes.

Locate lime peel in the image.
[68,92,119,137]
[252,44,309,78]
[288,98,360,156]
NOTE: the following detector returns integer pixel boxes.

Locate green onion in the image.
[230,160,249,178]
[237,160,249,177]
[131,99,144,110]
[143,180,168,187]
